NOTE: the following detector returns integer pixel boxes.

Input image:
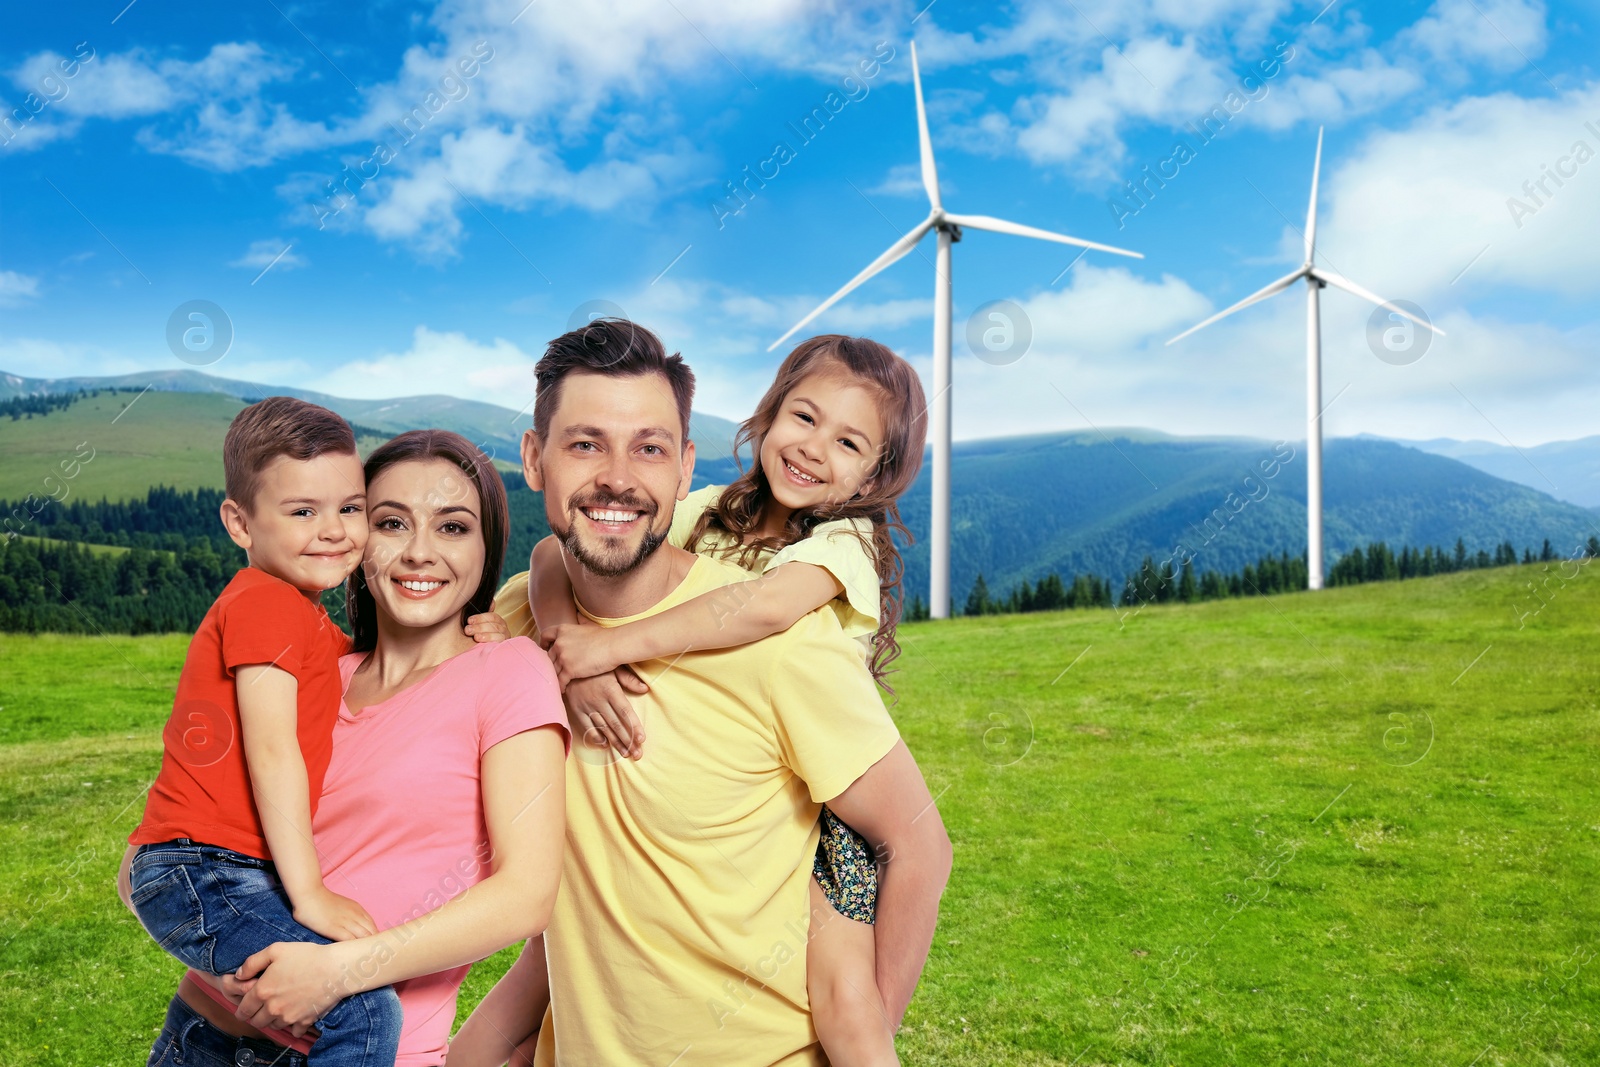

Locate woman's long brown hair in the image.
[686,335,927,687]
[346,430,509,654]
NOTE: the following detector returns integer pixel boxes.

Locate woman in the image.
[118,430,569,1067]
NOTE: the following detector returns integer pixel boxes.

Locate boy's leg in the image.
[130,843,401,1067]
[807,877,898,1067]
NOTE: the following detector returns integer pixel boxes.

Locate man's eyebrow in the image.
[560,424,677,444]
[633,426,676,443]
[560,424,610,440]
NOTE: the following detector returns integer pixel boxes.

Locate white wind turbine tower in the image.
[769,42,1142,619]
[1167,127,1444,591]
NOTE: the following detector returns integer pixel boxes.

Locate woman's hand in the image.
[465,610,510,643]
[564,667,649,760]
[232,941,361,1037]
[292,887,378,942]
[544,623,623,688]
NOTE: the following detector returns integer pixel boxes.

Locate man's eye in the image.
[573,442,598,452]
[640,445,663,456]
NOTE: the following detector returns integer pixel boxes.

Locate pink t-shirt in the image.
[191,636,567,1066]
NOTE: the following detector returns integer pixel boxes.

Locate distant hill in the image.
[795,430,1597,608]
[6,370,1595,610]
[1360,433,1600,509]
[0,368,744,468]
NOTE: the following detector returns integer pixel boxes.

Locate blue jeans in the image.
[131,839,403,1067]
[148,992,308,1066]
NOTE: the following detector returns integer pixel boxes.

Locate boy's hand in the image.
[465,611,510,643]
[544,623,622,688]
[565,667,649,760]
[292,887,379,942]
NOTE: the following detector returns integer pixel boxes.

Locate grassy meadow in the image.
[1,563,1596,1065]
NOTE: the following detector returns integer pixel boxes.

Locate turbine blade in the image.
[767,216,938,352]
[910,42,941,212]
[1311,267,1447,336]
[1166,267,1308,345]
[1305,126,1323,264]
[941,212,1143,258]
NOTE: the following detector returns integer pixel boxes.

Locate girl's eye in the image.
[795,411,814,425]
[340,504,364,515]
[291,508,313,518]
[839,439,860,453]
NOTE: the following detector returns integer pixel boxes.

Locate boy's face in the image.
[231,451,368,594]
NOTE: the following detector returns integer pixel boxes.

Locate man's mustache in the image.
[567,492,658,517]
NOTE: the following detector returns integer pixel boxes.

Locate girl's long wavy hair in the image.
[687,335,927,688]
[346,430,509,654]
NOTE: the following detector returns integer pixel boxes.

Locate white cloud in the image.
[0,271,41,307]
[307,326,538,403]
[228,239,306,273]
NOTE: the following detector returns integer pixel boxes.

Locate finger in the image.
[590,703,631,753]
[616,665,650,694]
[607,696,643,759]
[236,948,272,981]
[235,988,264,1022]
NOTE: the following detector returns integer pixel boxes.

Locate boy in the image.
[125,397,402,1066]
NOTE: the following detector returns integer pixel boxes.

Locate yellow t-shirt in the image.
[667,484,881,642]
[494,559,901,1067]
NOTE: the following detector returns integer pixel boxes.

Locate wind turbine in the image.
[1167,127,1444,591]
[769,42,1142,619]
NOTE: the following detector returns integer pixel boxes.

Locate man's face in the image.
[522,371,694,578]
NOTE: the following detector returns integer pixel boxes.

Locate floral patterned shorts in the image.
[812,804,877,924]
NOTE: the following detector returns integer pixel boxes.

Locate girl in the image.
[528,334,927,1067]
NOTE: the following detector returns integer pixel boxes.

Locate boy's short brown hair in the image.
[224,397,358,511]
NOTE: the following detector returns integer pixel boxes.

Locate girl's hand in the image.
[233,940,362,1037]
[564,667,649,760]
[544,623,623,688]
[465,611,510,643]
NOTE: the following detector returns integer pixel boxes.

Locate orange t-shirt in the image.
[129,567,351,859]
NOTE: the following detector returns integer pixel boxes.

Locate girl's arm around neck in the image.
[545,561,843,685]
[529,535,579,640]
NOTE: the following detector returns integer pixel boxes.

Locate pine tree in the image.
[965,574,991,617]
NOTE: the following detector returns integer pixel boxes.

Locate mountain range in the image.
[5,368,1596,603]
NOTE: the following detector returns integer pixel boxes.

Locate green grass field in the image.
[2,564,1596,1065]
[0,392,396,505]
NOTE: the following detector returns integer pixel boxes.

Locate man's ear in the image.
[219,499,253,552]
[677,439,696,501]
[520,429,545,492]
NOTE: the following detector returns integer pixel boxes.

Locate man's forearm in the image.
[873,815,953,1026]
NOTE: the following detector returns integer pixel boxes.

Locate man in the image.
[456,320,951,1065]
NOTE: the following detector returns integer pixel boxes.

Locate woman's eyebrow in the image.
[370,500,413,512]
[435,505,479,518]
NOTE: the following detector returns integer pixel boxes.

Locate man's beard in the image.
[555,492,667,578]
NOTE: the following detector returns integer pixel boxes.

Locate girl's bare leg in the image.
[807,875,899,1067]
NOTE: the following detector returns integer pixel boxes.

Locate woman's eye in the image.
[376,517,405,531]
[441,521,469,535]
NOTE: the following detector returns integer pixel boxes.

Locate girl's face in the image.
[758,370,886,513]
[361,457,486,632]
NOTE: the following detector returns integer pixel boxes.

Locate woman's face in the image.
[362,457,486,632]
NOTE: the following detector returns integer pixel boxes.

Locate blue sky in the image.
[2,0,1596,445]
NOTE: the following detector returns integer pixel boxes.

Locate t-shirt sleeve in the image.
[765,517,880,640]
[668,485,724,550]
[492,571,541,644]
[216,576,319,681]
[768,611,900,803]
[476,637,571,756]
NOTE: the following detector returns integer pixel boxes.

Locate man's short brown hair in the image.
[224,396,358,510]
[532,318,694,444]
